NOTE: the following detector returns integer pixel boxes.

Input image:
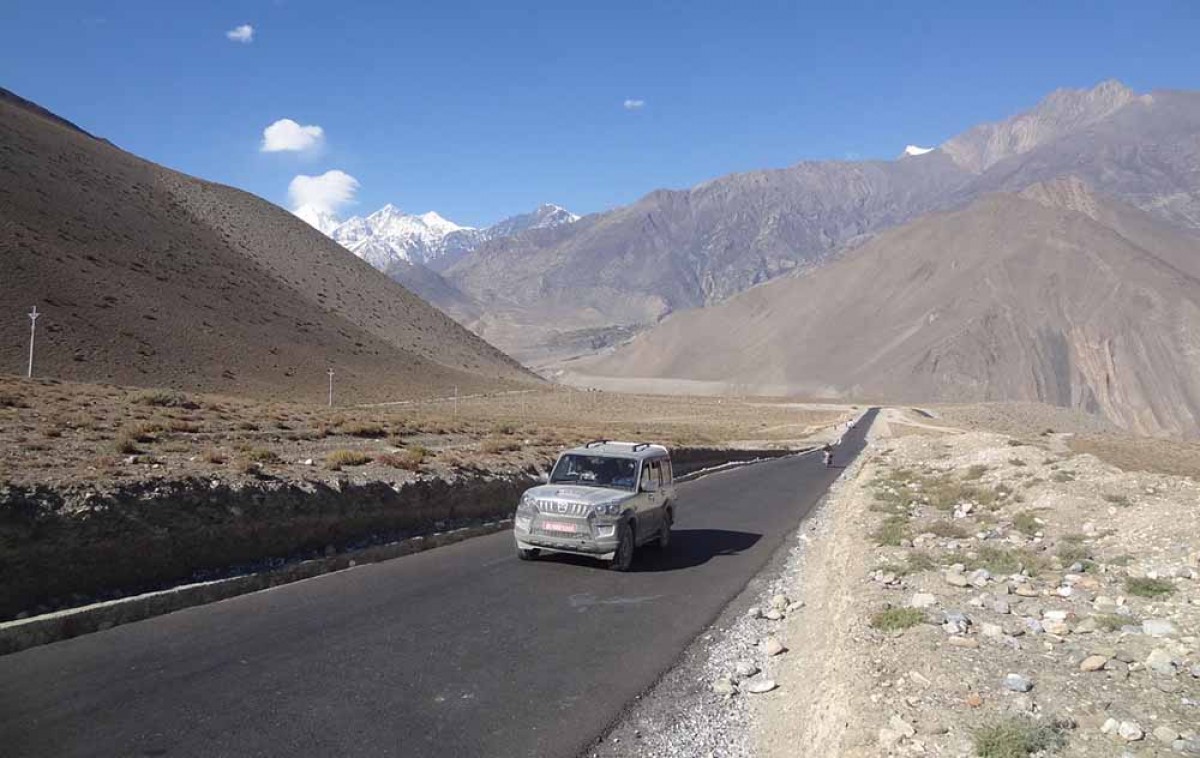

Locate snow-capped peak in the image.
[418,211,472,234]
[902,145,934,157]
[293,204,342,236]
[322,201,579,274]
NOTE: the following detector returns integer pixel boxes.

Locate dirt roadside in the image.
[752,409,1200,757]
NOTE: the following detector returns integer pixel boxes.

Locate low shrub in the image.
[870,607,924,632]
[964,464,989,480]
[973,718,1066,758]
[924,520,968,539]
[481,436,522,454]
[131,389,192,408]
[340,421,387,438]
[1125,577,1174,599]
[1095,614,1130,632]
[949,546,1049,577]
[872,516,911,547]
[201,449,226,464]
[325,450,372,470]
[244,448,279,464]
[1012,510,1042,535]
[1056,543,1091,563]
[377,449,426,471]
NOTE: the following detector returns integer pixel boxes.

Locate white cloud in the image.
[623,99,645,111]
[288,170,359,214]
[261,118,325,153]
[226,24,254,43]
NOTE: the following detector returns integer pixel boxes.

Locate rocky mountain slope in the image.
[445,80,1200,362]
[575,180,1200,438]
[0,87,536,402]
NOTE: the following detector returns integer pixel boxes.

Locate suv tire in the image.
[610,522,635,572]
[655,509,673,550]
[517,547,539,561]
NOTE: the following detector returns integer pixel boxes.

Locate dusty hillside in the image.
[0,88,534,403]
[448,152,970,361]
[577,181,1200,438]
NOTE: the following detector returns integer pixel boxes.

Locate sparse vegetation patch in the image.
[870,607,925,631]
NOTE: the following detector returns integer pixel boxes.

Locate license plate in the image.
[542,521,577,533]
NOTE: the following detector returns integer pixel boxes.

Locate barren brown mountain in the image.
[444,80,1200,363]
[574,179,1200,438]
[0,88,536,402]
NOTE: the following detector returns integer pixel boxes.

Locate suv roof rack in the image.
[632,443,650,452]
[584,439,609,448]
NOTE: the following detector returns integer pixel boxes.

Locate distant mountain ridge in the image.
[440,79,1200,363]
[296,202,579,273]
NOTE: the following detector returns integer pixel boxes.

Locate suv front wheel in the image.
[610,522,635,572]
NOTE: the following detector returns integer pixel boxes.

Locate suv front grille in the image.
[536,500,590,517]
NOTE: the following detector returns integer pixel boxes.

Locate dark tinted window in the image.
[549,455,637,490]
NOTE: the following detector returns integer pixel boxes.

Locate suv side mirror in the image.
[538,471,550,483]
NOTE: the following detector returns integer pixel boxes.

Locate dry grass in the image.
[0,376,851,489]
[376,449,426,471]
[325,450,373,470]
[973,718,1066,758]
[480,436,522,454]
[869,607,924,631]
[1070,434,1200,479]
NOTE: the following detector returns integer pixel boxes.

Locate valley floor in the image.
[0,375,849,493]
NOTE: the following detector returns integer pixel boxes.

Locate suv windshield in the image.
[549,454,637,490]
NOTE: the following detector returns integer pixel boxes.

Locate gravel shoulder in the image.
[755,409,1200,757]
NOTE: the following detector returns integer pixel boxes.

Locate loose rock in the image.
[761,636,786,656]
[743,677,777,694]
[1079,655,1109,672]
[1003,673,1033,692]
[1117,721,1144,742]
[909,593,938,609]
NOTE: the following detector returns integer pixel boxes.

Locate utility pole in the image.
[453,386,458,418]
[327,368,334,407]
[27,306,39,379]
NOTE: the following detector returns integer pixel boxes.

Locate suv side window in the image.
[641,460,661,492]
[662,459,673,485]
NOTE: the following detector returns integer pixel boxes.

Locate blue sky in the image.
[3,0,1198,227]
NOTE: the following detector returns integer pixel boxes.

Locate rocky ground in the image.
[593,407,1200,757]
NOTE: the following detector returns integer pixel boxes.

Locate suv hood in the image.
[525,484,632,506]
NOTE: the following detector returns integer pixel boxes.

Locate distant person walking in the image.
[822,442,834,468]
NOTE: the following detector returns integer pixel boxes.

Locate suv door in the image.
[661,457,675,505]
[637,458,665,542]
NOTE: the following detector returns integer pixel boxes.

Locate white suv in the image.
[513,441,676,571]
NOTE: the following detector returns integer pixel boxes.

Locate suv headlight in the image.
[517,493,538,513]
[593,501,622,517]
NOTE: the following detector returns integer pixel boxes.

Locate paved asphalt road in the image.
[0,410,877,757]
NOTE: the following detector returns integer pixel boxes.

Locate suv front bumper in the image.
[514,520,619,560]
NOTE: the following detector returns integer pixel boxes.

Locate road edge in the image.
[0,453,804,658]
